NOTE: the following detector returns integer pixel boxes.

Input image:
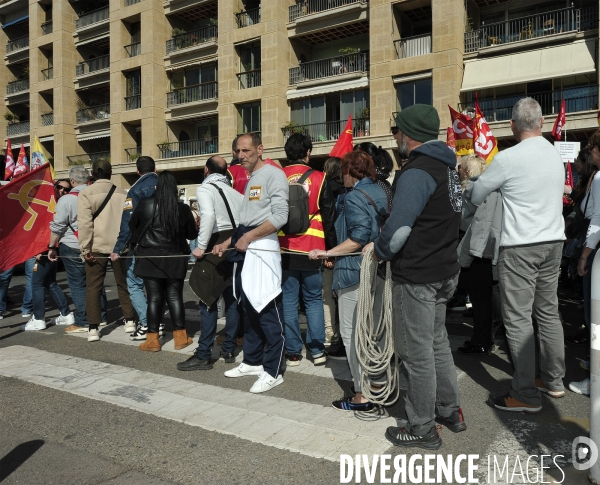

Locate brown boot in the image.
[139,332,161,352]
[173,329,193,350]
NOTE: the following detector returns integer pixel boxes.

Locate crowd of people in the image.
[0,97,589,450]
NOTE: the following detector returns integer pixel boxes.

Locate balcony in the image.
[235,7,260,28]
[394,34,432,59]
[289,51,368,85]
[6,78,29,95]
[465,6,598,54]
[76,6,109,30]
[166,25,217,54]
[41,67,53,81]
[125,0,141,5]
[76,54,109,76]
[158,138,218,159]
[289,0,365,22]
[6,35,28,54]
[125,146,141,161]
[76,104,110,124]
[282,118,369,143]
[6,120,29,136]
[67,151,110,166]
[124,42,141,58]
[458,86,599,122]
[125,94,141,110]
[41,112,53,126]
[237,69,261,89]
[41,20,52,35]
[167,82,217,107]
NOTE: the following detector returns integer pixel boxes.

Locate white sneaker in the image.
[124,319,136,333]
[569,378,590,396]
[224,362,264,378]
[88,328,100,342]
[22,313,31,318]
[55,312,75,326]
[22,318,46,331]
[99,321,108,327]
[249,371,283,393]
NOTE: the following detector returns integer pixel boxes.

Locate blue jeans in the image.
[583,247,599,329]
[196,286,240,360]
[125,256,148,327]
[0,267,15,314]
[282,269,326,357]
[32,256,71,320]
[189,239,198,262]
[22,257,35,314]
[60,244,88,328]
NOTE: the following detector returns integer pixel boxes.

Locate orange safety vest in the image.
[278,164,326,253]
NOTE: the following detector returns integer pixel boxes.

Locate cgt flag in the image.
[12,143,29,177]
[552,100,566,141]
[329,115,354,158]
[0,163,56,272]
[473,99,498,164]
[3,138,14,181]
[448,106,474,156]
[446,127,456,153]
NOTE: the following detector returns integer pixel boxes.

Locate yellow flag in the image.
[31,136,55,179]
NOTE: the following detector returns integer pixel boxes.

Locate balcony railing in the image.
[237,69,261,89]
[235,7,260,28]
[76,6,109,30]
[7,78,29,95]
[67,151,110,166]
[125,0,141,5]
[125,147,141,161]
[41,67,53,81]
[41,20,52,35]
[394,34,432,59]
[6,35,29,54]
[458,86,599,122]
[289,0,365,22]
[464,6,598,53]
[124,42,141,57]
[166,25,217,54]
[41,112,53,126]
[76,54,109,76]
[289,51,368,85]
[125,94,141,110]
[167,82,217,107]
[282,118,369,143]
[157,138,218,159]
[7,120,30,136]
[76,104,110,124]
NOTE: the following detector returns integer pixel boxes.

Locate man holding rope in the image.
[365,104,466,450]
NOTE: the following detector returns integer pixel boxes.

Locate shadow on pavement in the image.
[0,439,45,482]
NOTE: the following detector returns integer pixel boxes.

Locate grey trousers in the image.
[498,242,565,406]
[393,274,461,436]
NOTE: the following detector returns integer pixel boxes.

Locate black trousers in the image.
[143,277,185,333]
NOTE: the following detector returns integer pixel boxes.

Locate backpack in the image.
[281,169,315,235]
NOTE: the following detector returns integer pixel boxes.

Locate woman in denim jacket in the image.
[309,150,388,412]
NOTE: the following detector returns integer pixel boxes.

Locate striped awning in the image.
[3,15,28,30]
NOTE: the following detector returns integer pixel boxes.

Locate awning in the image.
[77,131,110,141]
[165,56,218,72]
[3,15,29,30]
[75,33,109,47]
[462,38,596,92]
[39,135,54,142]
[287,76,369,100]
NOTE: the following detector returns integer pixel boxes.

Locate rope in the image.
[354,247,400,405]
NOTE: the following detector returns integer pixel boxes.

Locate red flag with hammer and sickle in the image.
[329,115,354,158]
[0,163,56,271]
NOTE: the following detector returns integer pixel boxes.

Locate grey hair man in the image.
[472,97,566,413]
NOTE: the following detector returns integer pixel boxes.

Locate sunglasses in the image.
[391,127,399,135]
[55,184,70,193]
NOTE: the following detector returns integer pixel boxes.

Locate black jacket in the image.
[129,196,198,253]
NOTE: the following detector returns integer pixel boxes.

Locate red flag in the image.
[565,160,573,188]
[3,138,14,180]
[329,115,353,158]
[448,106,474,156]
[563,161,574,206]
[473,99,498,164]
[0,163,56,272]
[12,143,29,177]
[551,100,566,141]
[446,127,456,154]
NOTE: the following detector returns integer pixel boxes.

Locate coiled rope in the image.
[355,247,400,405]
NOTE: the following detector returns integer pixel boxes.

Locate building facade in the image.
[0,0,597,187]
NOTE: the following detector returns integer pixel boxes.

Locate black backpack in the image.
[281,169,315,235]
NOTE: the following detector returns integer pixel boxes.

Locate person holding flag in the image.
[472,98,499,164]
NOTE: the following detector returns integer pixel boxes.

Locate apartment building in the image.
[0,0,596,187]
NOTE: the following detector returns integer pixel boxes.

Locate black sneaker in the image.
[177,355,213,371]
[435,408,467,433]
[385,426,442,450]
[446,297,467,312]
[129,324,148,341]
[332,397,375,412]
[458,343,493,355]
[327,346,347,361]
[220,351,236,364]
[286,353,303,366]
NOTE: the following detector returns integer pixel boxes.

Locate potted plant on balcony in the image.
[4,112,17,124]
[172,27,186,49]
[280,121,302,138]
[355,107,369,137]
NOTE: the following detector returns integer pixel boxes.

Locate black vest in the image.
[391,154,462,284]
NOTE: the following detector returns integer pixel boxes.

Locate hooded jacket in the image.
[374,140,463,284]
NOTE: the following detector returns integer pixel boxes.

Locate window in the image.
[291,89,369,125]
[396,77,432,111]
[196,118,218,140]
[239,42,261,72]
[238,102,261,134]
[125,69,141,110]
[171,64,217,89]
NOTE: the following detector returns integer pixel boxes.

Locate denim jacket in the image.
[113,172,157,254]
[333,177,388,290]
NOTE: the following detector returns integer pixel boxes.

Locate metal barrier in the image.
[289,0,365,22]
[7,121,30,136]
[124,42,141,57]
[125,147,141,161]
[125,0,141,5]
[166,25,217,54]
[289,51,368,85]
[41,113,53,126]
[237,70,261,89]
[235,8,260,28]
[282,118,369,143]
[76,6,109,30]
[67,151,110,166]
[6,35,29,54]
[41,67,53,81]
[76,104,110,124]
[76,54,110,76]
[41,21,52,35]
[125,95,141,110]
[7,78,29,94]
[157,138,218,159]
[394,34,431,59]
[167,82,217,107]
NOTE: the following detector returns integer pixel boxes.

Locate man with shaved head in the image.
[178,155,243,372]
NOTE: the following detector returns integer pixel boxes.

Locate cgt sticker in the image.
[249,186,261,201]
[123,198,133,211]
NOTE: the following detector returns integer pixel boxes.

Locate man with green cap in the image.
[364,104,465,449]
